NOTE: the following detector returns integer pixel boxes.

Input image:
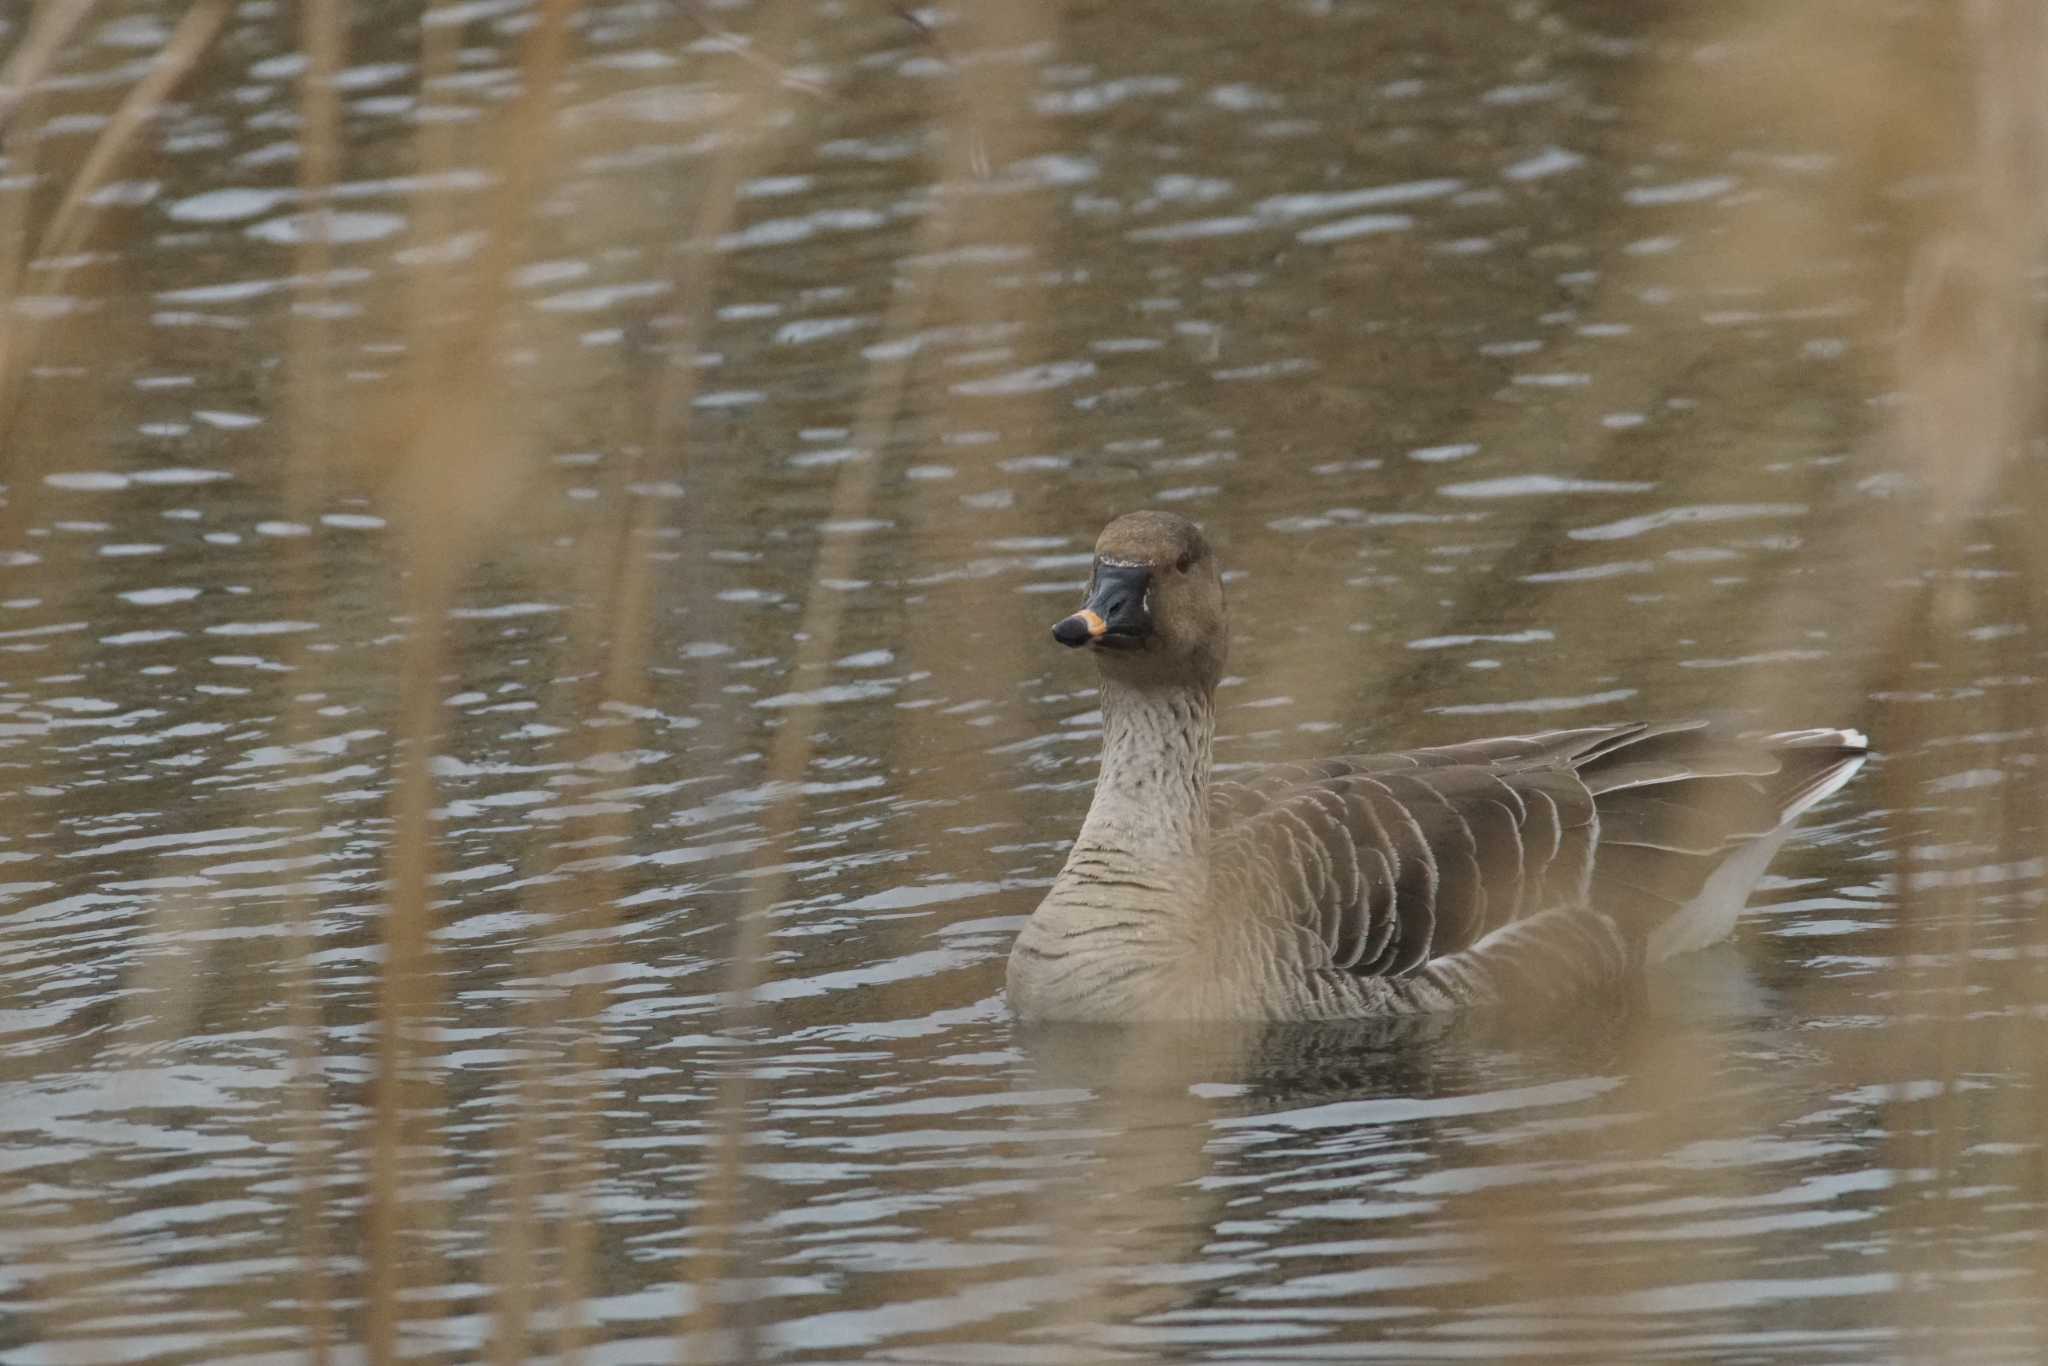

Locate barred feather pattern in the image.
[1008,685,1867,1024]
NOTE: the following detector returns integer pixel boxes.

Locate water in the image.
[2,2,2045,1362]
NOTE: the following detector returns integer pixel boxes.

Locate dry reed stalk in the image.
[363,557,453,1366]
[1510,0,2028,703]
[0,28,69,1354]
[276,1,350,1360]
[0,34,38,327]
[486,1047,547,1366]
[675,5,1059,1352]
[1295,2,1959,741]
[1592,4,2048,1349]
[316,0,594,1351]
[1641,4,2048,1347]
[351,1,815,1357]
[0,13,56,899]
[533,12,818,1353]
[1186,3,2045,1350]
[0,0,230,915]
[408,0,462,335]
[0,0,229,454]
[0,0,231,434]
[1881,7,2048,1351]
[0,0,97,137]
[288,0,346,496]
[0,0,234,932]
[859,5,1248,1356]
[362,0,607,1348]
[0,12,237,1355]
[34,0,226,266]
[868,0,1061,1009]
[597,0,824,706]
[436,21,788,1366]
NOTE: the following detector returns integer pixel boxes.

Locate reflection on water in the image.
[2,1,2045,1362]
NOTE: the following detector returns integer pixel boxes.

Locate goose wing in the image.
[1207,726,1632,976]
[1207,722,1868,981]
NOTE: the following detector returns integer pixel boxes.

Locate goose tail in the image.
[1570,725,1869,963]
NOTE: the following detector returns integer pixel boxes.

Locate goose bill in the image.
[1052,563,1152,649]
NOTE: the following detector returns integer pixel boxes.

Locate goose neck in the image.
[1078,678,1214,860]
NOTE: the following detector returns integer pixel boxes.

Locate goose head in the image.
[1052,510,1228,691]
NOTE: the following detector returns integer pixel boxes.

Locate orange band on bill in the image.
[1077,609,1107,637]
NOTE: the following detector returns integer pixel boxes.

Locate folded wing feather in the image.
[1209,723,1865,984]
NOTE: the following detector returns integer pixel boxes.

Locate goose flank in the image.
[1006,510,1869,1024]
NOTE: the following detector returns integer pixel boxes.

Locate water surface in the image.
[2,3,2043,1362]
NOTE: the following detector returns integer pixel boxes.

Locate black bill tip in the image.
[1051,610,1104,648]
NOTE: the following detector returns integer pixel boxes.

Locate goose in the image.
[1006,510,1869,1024]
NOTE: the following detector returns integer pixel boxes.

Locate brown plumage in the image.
[1006,511,1868,1023]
